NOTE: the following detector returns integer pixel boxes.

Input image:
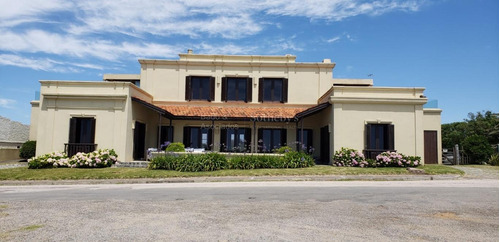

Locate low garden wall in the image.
[149,151,284,161]
[0,148,20,161]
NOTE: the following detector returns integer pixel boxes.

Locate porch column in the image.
[212,120,215,151]
[253,120,257,153]
[169,118,173,142]
[301,118,304,150]
[157,114,162,149]
[295,120,299,151]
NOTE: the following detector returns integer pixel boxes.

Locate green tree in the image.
[442,111,499,163]
[462,135,494,163]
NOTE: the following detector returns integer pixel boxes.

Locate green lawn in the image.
[0,165,463,181]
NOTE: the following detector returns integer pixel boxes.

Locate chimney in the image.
[187,49,193,54]
[322,59,331,63]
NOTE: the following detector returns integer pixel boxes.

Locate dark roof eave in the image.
[295,102,331,119]
[132,97,175,119]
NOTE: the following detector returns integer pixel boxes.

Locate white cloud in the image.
[327,37,341,43]
[0,54,104,72]
[264,0,423,21]
[0,0,73,27]
[0,98,16,109]
[0,0,425,71]
[1,0,424,38]
[0,30,182,61]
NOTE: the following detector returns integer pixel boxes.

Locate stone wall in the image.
[0,116,29,143]
[0,148,20,161]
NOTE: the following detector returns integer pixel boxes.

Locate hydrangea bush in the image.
[375,151,420,167]
[67,149,118,168]
[28,149,118,169]
[332,148,420,168]
[332,147,369,167]
[28,152,68,169]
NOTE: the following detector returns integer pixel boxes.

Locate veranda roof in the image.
[132,97,330,122]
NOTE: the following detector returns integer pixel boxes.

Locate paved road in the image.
[0,180,498,241]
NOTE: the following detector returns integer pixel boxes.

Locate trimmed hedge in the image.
[149,151,315,171]
[165,142,185,152]
[19,140,36,160]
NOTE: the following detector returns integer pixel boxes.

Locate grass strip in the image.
[0,165,463,181]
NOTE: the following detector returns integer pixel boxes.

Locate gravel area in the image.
[453,166,499,179]
[0,181,497,241]
[0,163,27,170]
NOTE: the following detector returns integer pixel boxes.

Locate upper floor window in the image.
[185,76,215,101]
[365,124,394,150]
[258,78,288,103]
[221,77,252,102]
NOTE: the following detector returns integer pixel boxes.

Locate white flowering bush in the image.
[375,151,420,167]
[28,149,118,169]
[28,152,68,169]
[332,147,369,167]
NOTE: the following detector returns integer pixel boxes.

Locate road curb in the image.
[0,174,463,186]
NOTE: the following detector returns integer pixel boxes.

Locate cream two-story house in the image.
[29,50,442,164]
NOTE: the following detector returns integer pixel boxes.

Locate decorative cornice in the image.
[330,97,428,105]
[423,108,443,113]
[138,59,335,69]
[43,94,128,100]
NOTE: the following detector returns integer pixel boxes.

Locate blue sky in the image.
[0,0,498,125]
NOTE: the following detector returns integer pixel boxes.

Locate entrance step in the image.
[114,161,149,168]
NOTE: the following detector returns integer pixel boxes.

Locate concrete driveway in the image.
[0,180,497,241]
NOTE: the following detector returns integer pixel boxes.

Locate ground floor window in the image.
[69,117,95,144]
[258,128,287,152]
[220,128,251,152]
[183,127,212,150]
[158,125,174,145]
[366,124,394,150]
[67,117,97,157]
[296,129,313,153]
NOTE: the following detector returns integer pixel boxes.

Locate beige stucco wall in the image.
[423,108,443,164]
[0,148,20,161]
[139,54,335,105]
[330,86,429,163]
[34,81,142,162]
[29,101,40,140]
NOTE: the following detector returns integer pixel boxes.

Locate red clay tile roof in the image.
[158,105,309,119]
[132,96,328,120]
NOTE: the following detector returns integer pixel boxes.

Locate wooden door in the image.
[424,131,438,164]
[320,126,330,165]
[133,122,146,160]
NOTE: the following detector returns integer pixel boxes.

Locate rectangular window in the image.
[158,126,174,145]
[222,77,252,102]
[258,78,288,103]
[258,128,287,152]
[185,76,215,101]
[296,129,313,153]
[220,128,251,152]
[183,127,212,150]
[69,117,96,144]
[366,124,394,150]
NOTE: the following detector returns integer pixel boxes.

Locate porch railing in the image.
[363,149,396,160]
[64,143,97,157]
